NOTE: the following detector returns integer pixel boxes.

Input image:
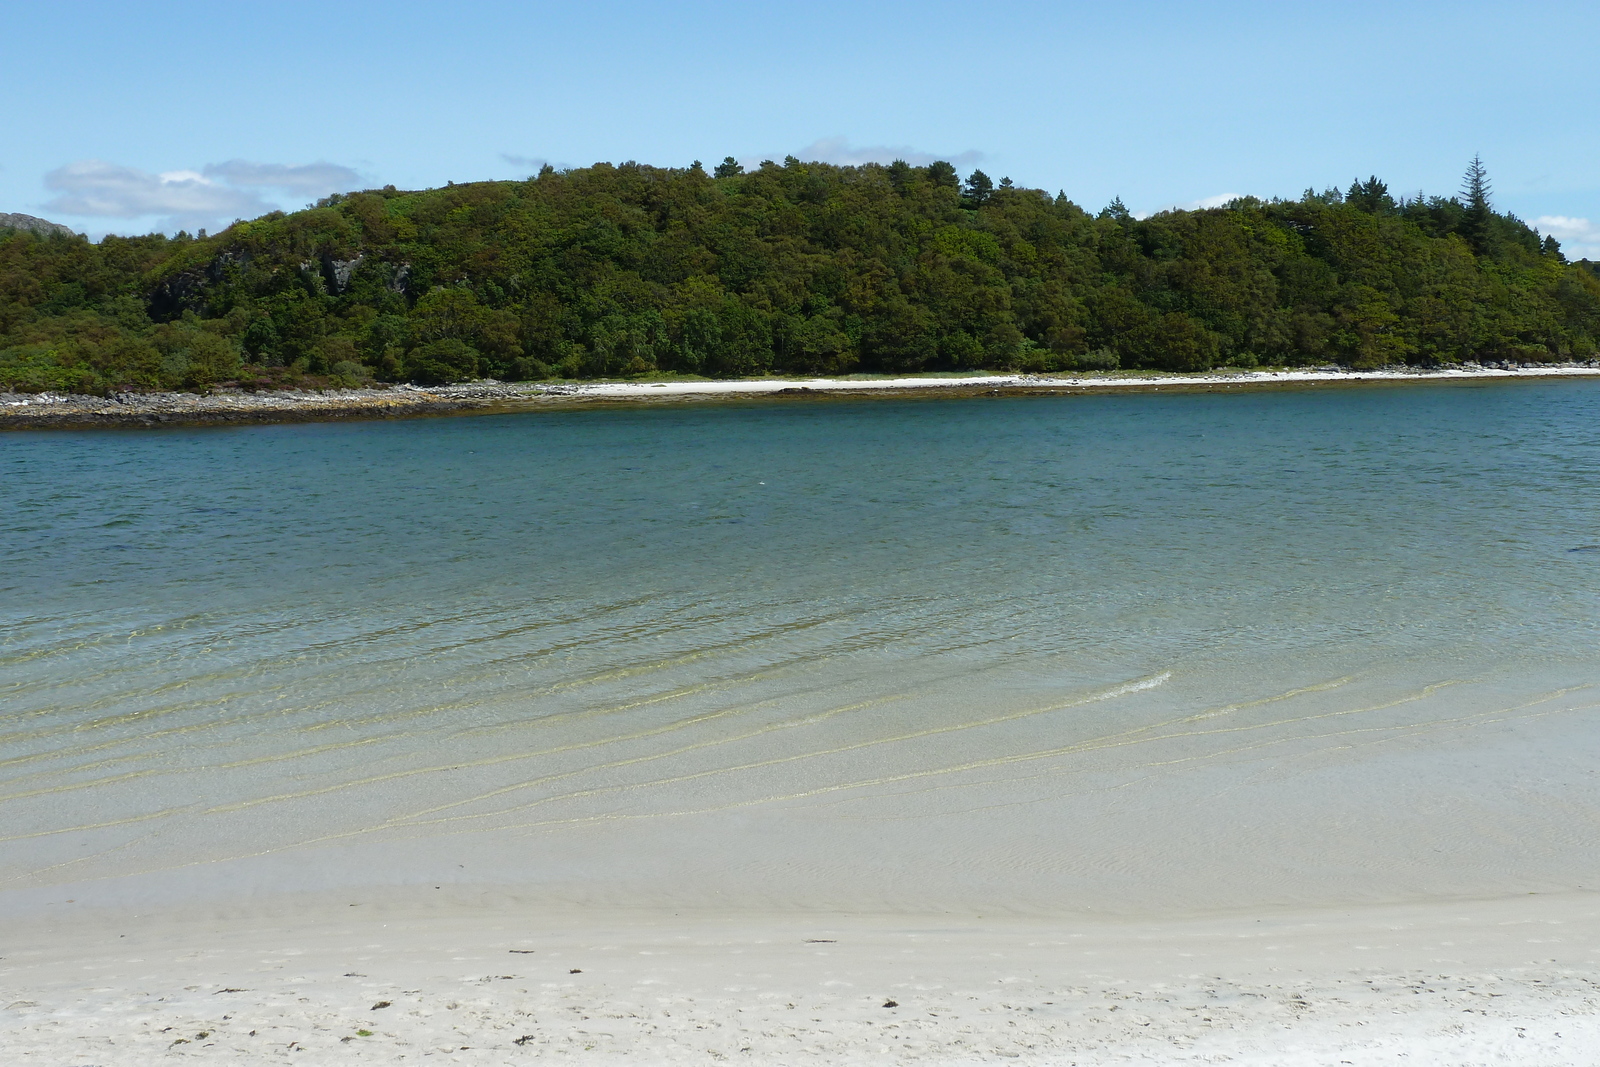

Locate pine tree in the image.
[1346,176,1393,214]
[1459,155,1492,254]
[1100,196,1132,223]
[925,160,959,189]
[886,159,912,193]
[964,169,994,208]
[1460,155,1491,213]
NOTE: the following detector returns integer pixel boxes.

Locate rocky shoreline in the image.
[6,364,1600,429]
[0,382,570,430]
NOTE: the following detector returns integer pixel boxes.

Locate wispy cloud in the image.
[42,157,363,233]
[44,160,267,224]
[1532,215,1600,260]
[501,153,552,175]
[203,159,361,197]
[795,137,984,170]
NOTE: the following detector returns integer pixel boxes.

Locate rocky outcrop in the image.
[148,267,211,319]
[149,249,258,317]
[324,253,365,293]
[0,213,81,239]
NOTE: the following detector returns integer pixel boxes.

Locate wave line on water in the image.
[0,639,828,793]
[473,686,1598,835]
[1,670,1174,880]
[28,649,985,834]
[0,671,1173,886]
[0,624,1003,820]
[380,693,919,827]
[377,672,1175,832]
[458,676,1449,829]
[0,589,720,731]
[193,652,1002,822]
[822,689,1600,819]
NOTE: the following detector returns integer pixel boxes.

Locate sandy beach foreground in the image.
[5,363,1600,429]
[4,892,1598,1065]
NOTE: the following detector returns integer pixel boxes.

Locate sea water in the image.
[4,381,1600,913]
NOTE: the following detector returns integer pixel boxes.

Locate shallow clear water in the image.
[5,382,1600,912]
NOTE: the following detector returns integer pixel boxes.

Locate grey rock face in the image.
[0,212,80,239]
[329,254,364,292]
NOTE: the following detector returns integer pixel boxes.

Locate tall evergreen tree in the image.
[886,159,913,193]
[1346,176,1394,214]
[1460,154,1492,254]
[964,169,994,208]
[1460,154,1492,211]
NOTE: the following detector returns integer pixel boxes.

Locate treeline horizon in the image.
[3,156,1599,394]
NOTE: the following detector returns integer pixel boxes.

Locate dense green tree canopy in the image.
[3,157,1597,393]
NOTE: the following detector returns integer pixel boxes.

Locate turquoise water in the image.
[5,382,1600,912]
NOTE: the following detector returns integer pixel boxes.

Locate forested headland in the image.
[3,156,1598,394]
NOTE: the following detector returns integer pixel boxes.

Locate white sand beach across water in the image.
[6,362,1600,428]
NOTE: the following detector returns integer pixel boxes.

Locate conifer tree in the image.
[886,159,913,193]
[1460,154,1492,254]
[1346,176,1393,214]
[1460,155,1491,212]
[964,170,994,207]
[1100,196,1132,223]
[925,160,959,188]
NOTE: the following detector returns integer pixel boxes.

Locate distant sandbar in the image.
[5,363,1600,429]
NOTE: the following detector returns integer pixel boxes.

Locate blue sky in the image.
[6,0,1598,255]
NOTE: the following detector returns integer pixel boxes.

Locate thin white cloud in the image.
[40,157,365,234]
[158,169,209,185]
[1187,193,1246,210]
[203,159,362,197]
[1532,215,1600,260]
[44,160,268,222]
[795,137,985,170]
[1139,193,1247,218]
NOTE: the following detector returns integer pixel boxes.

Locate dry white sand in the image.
[7,363,1600,428]
[557,363,1600,400]
[5,891,1600,1065]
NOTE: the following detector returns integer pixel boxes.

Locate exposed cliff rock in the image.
[325,252,365,293]
[0,213,81,239]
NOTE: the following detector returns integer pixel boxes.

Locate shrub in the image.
[405,338,480,384]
